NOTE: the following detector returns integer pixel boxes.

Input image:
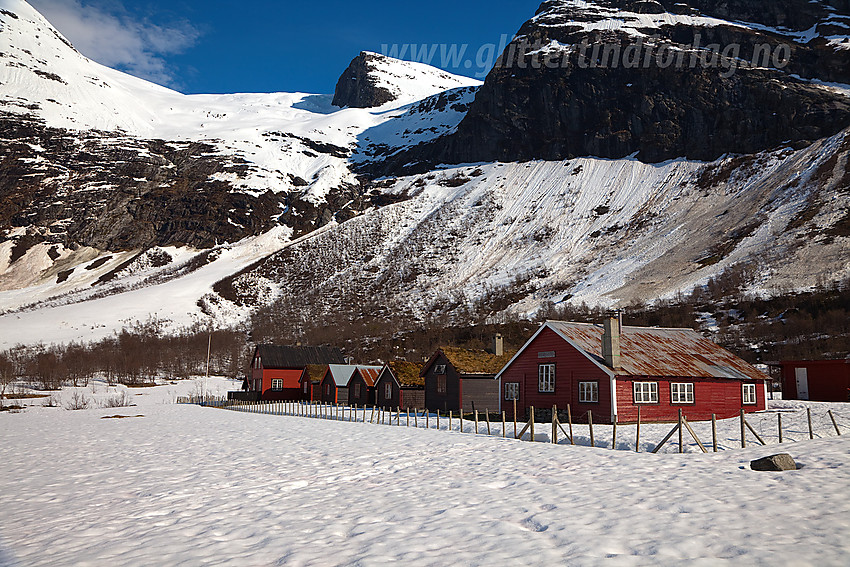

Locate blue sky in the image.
[30,0,538,94]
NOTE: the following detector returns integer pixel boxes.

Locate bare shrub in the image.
[64,390,91,411]
[100,391,132,408]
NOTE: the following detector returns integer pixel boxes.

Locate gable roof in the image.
[324,365,383,387]
[255,345,345,368]
[427,347,517,377]
[498,321,767,381]
[379,361,425,387]
[352,366,383,387]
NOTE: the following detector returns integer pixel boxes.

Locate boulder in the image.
[750,454,798,471]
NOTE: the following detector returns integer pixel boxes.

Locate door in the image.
[795,367,809,400]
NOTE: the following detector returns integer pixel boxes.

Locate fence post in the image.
[407,408,410,427]
[612,415,618,450]
[588,409,594,448]
[502,411,506,438]
[486,409,491,436]
[426,410,429,429]
[449,410,452,432]
[636,406,641,453]
[778,413,783,443]
[567,404,575,446]
[740,409,747,448]
[552,405,558,444]
[474,410,479,434]
[437,410,440,431]
[808,407,814,440]
[678,409,684,454]
[712,414,718,452]
[530,406,535,442]
[513,399,518,439]
[829,410,841,436]
[459,409,463,433]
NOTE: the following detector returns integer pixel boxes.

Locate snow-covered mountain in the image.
[1,0,850,348]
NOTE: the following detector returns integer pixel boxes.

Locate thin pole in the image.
[808,407,814,440]
[678,409,684,454]
[486,409,491,436]
[502,411,506,438]
[712,414,718,452]
[612,415,617,450]
[829,410,841,435]
[474,410,479,434]
[204,330,211,400]
[552,405,557,445]
[567,404,575,445]
[588,410,594,448]
[740,409,747,448]
[636,406,641,453]
[778,413,783,443]
[449,410,452,432]
[530,406,535,442]
[513,398,518,439]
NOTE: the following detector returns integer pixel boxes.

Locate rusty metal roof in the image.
[356,367,382,387]
[547,321,767,381]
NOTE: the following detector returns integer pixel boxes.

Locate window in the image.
[505,382,520,401]
[325,384,331,396]
[354,383,361,397]
[579,381,598,403]
[435,364,446,375]
[271,379,283,391]
[253,357,262,369]
[671,383,694,404]
[437,376,447,394]
[303,382,308,393]
[538,364,555,393]
[743,383,757,405]
[634,382,659,404]
[384,382,393,399]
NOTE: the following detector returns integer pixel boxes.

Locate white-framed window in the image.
[743,383,757,405]
[253,357,262,369]
[579,381,598,403]
[634,382,659,404]
[435,364,447,375]
[538,364,555,393]
[437,375,447,394]
[354,383,361,397]
[671,383,694,404]
[384,382,393,399]
[505,382,520,400]
[271,379,283,391]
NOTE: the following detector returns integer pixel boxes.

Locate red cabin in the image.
[249,345,344,401]
[777,360,850,402]
[496,319,768,423]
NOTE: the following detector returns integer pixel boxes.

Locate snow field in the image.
[2,386,850,566]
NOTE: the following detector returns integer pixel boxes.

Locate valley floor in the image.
[1,383,849,566]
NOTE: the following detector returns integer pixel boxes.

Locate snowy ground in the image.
[1,384,849,566]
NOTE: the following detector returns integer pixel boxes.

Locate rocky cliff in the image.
[375,0,850,172]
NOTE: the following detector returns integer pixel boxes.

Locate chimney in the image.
[493,334,504,357]
[602,316,621,370]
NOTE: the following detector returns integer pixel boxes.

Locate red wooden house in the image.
[422,337,516,413]
[496,319,768,423]
[249,345,344,401]
[776,360,850,402]
[375,361,425,409]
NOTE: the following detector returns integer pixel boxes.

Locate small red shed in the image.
[496,319,768,423]
[249,345,344,401]
[375,361,425,409]
[778,360,850,402]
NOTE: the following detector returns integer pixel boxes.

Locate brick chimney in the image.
[602,316,621,370]
[493,334,504,357]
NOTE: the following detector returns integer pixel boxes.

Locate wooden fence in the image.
[187,399,847,454]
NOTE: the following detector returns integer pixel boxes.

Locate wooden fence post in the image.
[449,410,452,432]
[513,399,518,439]
[778,413,783,443]
[808,407,814,440]
[636,406,641,453]
[588,410,594,448]
[530,406,535,442]
[414,409,418,428]
[712,414,718,452]
[740,409,747,448]
[552,405,558,445]
[682,416,708,453]
[502,411,506,438]
[678,409,684,454]
[407,408,410,427]
[426,410,429,429]
[829,410,841,435]
[459,409,463,433]
[612,415,617,450]
[485,409,491,436]
[474,410,479,434]
[437,410,440,430]
[567,404,575,446]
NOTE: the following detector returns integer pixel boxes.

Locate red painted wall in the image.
[255,368,303,401]
[615,378,766,422]
[781,361,850,402]
[499,328,612,422]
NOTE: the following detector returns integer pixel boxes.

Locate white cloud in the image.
[29,0,200,87]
